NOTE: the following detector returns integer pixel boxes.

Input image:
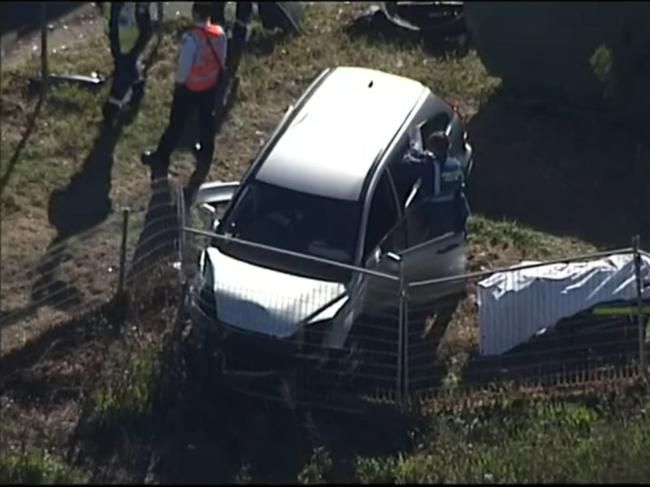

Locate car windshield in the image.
[216,180,361,281]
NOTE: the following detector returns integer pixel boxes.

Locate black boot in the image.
[141,150,158,167]
[141,150,169,182]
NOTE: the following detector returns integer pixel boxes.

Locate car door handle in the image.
[437,243,459,254]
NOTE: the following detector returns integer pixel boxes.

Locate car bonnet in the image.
[204,247,348,338]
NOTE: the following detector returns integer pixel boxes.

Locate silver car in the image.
[186,66,473,386]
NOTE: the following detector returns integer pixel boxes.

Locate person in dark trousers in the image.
[141,2,227,203]
[102,2,152,126]
[211,2,253,75]
[403,130,470,236]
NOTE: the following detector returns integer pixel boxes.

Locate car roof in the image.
[254,67,427,201]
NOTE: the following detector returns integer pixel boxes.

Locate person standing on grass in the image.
[101,2,152,125]
[211,1,254,76]
[141,1,227,204]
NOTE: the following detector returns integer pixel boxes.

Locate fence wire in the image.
[181,218,649,411]
[2,176,648,413]
[0,180,184,354]
[183,224,403,408]
[405,250,650,408]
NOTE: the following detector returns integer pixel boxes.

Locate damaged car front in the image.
[185,182,372,389]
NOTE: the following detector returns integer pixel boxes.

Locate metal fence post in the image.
[176,186,186,270]
[397,258,410,411]
[117,208,130,296]
[633,236,646,375]
[403,270,410,410]
[396,262,404,409]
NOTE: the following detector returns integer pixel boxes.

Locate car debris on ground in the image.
[349,1,466,44]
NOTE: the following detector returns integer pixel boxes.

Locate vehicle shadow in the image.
[466,88,650,248]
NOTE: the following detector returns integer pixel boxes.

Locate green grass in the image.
[352,390,650,483]
[468,215,596,265]
[1,2,595,275]
[1,3,637,484]
[0,3,499,216]
[0,447,87,484]
[87,339,159,436]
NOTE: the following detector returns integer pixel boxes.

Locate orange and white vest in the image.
[185,23,225,92]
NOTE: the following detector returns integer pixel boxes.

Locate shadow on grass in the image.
[407,293,465,392]
[0,89,46,199]
[151,381,419,483]
[128,178,180,282]
[24,29,168,318]
[466,88,650,248]
[243,27,294,58]
[0,300,122,380]
[460,313,641,387]
[26,115,135,316]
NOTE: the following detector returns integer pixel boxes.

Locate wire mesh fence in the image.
[406,249,650,408]
[182,226,404,410]
[3,174,648,413]
[180,218,650,412]
[0,179,184,354]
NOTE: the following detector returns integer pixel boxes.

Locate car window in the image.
[420,112,451,144]
[388,136,415,208]
[217,180,361,281]
[363,171,402,258]
[389,133,434,210]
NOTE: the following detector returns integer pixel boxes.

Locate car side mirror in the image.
[198,203,218,230]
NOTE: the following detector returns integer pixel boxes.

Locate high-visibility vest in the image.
[433,156,464,203]
[104,2,139,55]
[185,23,225,92]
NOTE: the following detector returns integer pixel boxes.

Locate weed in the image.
[297,446,334,484]
[354,393,650,483]
[88,344,159,433]
[0,447,87,484]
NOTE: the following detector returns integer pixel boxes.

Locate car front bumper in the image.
[186,291,334,381]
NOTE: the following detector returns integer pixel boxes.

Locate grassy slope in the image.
[0,2,596,258]
[350,388,650,484]
[2,2,644,484]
